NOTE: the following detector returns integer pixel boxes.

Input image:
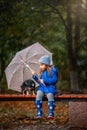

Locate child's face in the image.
[39,63,47,70]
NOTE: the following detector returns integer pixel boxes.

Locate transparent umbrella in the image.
[5,42,53,92]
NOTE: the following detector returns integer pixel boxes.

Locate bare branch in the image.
[45,2,67,30]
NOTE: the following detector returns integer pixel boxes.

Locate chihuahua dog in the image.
[21,79,36,95]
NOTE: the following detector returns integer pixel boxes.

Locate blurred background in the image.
[0,0,87,94]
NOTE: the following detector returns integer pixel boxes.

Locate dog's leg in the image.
[26,91,29,95]
[22,91,24,95]
[32,90,36,95]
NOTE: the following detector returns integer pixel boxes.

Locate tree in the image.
[66,1,81,92]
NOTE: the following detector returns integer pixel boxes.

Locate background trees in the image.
[0,0,87,93]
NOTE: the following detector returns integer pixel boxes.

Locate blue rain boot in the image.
[35,100,42,118]
[48,101,55,119]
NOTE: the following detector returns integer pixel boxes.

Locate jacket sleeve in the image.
[32,74,46,87]
[32,74,40,84]
[43,68,58,85]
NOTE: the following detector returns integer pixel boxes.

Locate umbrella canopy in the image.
[5,42,53,92]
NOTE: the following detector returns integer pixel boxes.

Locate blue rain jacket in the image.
[32,67,58,94]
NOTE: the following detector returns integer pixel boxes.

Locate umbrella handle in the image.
[25,63,33,72]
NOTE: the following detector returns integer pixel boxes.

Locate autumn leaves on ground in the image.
[0,101,68,127]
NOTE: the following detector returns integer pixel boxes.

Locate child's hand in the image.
[39,79,46,86]
[31,70,36,75]
[39,79,44,84]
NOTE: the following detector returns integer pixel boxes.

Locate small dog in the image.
[21,79,36,95]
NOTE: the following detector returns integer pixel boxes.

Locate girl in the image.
[31,55,58,118]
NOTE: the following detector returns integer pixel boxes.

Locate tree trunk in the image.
[70,71,79,92]
[66,1,79,92]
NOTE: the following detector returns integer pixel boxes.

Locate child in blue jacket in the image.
[31,55,58,118]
